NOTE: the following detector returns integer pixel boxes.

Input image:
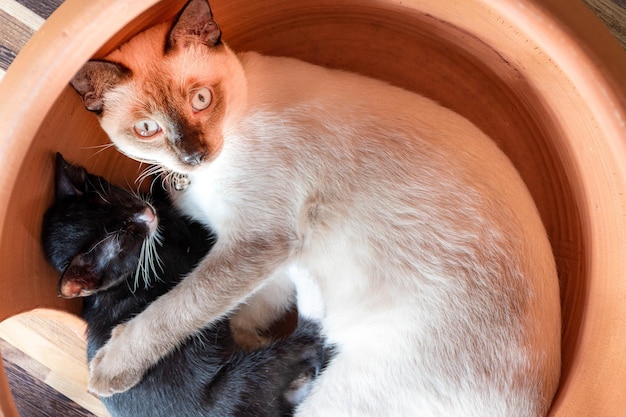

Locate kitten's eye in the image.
[133,119,161,138]
[191,87,212,112]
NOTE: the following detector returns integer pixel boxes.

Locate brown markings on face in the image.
[126,66,227,167]
[193,82,226,163]
[163,80,226,167]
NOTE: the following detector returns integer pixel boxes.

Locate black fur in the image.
[41,153,330,417]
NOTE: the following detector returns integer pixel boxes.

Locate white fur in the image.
[85,24,561,417]
[288,264,325,322]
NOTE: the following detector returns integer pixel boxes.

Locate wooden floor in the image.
[0,0,624,416]
[0,311,108,417]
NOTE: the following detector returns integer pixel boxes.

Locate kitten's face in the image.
[42,154,160,298]
[71,0,246,174]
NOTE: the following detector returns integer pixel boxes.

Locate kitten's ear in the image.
[54,153,86,201]
[58,254,100,299]
[166,0,222,51]
[70,60,130,114]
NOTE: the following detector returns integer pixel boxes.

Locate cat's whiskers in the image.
[160,170,175,185]
[129,187,145,203]
[154,169,188,192]
[80,142,117,157]
[136,164,180,194]
[115,146,160,167]
[136,165,165,188]
[136,157,191,193]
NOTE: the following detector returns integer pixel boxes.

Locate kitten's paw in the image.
[87,324,144,397]
[284,368,318,406]
[283,338,328,406]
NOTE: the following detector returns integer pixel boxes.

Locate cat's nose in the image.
[182,150,206,166]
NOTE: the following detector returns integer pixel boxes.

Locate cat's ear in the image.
[70,60,130,114]
[166,0,222,52]
[58,254,100,298]
[54,153,87,201]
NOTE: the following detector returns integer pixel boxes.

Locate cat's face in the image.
[71,0,246,174]
[42,154,160,298]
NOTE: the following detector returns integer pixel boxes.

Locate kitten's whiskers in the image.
[85,177,112,205]
[85,233,116,256]
[134,226,164,291]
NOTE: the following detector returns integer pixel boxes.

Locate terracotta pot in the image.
[0,0,624,415]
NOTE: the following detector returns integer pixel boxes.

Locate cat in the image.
[69,0,562,415]
[41,153,330,417]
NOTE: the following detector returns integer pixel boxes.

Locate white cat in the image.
[70,0,561,415]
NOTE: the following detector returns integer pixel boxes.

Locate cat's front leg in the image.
[87,232,296,396]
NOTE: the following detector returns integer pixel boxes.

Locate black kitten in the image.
[41,153,329,417]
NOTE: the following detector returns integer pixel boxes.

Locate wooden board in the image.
[0,311,109,417]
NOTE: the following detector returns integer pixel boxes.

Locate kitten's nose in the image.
[136,207,158,235]
[182,151,206,166]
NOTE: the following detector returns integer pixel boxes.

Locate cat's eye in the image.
[191,87,212,112]
[133,119,161,138]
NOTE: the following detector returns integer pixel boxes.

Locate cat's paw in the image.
[87,324,144,397]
